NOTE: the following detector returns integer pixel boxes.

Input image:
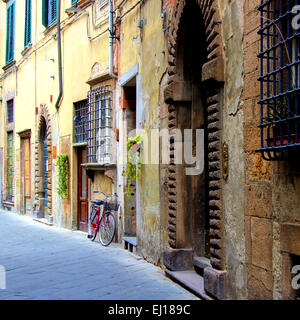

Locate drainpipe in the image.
[109,0,117,78]
[56,0,63,109]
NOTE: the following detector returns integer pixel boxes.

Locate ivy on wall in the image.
[56,154,69,200]
[122,135,142,198]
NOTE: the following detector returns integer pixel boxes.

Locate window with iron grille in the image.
[87,85,113,165]
[74,99,88,143]
[258,0,300,160]
[7,100,14,123]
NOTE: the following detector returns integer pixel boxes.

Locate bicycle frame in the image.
[90,203,111,235]
[88,190,118,245]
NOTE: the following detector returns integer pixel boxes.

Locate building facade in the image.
[0,0,300,300]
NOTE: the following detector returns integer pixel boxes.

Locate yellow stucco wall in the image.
[0,0,112,228]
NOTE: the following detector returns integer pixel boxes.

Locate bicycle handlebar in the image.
[93,190,118,199]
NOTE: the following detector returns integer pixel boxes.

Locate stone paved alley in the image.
[0,210,198,300]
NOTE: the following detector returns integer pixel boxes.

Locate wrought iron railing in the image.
[258,0,300,160]
[87,85,113,165]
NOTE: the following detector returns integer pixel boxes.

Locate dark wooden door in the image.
[21,137,31,214]
[78,148,88,232]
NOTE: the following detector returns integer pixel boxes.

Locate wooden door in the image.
[78,148,88,231]
[21,137,31,214]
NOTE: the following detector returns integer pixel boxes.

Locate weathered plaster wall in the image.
[119,0,168,264]
[219,0,247,300]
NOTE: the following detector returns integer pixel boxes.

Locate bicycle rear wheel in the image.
[99,212,116,246]
[90,207,99,241]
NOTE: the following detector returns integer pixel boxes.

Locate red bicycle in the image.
[88,191,119,246]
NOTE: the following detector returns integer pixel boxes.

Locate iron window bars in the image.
[258,0,300,160]
[87,85,113,165]
[74,99,88,143]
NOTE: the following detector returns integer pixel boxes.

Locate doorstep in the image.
[165,270,214,300]
[33,217,54,226]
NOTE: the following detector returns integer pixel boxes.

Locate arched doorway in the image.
[163,0,227,299]
[34,105,52,222]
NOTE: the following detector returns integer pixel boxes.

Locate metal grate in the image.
[258,0,300,160]
[74,99,88,143]
[87,85,113,165]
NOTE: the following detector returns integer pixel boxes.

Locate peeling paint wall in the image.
[118,0,168,264]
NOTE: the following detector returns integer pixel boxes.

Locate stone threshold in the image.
[165,270,214,300]
[33,217,54,226]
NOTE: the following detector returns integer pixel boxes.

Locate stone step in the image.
[122,236,137,254]
[165,270,214,300]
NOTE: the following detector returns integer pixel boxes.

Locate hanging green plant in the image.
[122,135,143,198]
[56,154,69,200]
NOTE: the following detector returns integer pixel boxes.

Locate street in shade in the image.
[0,210,198,300]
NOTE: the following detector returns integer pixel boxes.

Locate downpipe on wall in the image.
[109,0,118,79]
[56,0,63,109]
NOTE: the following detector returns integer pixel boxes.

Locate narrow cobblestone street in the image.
[0,210,198,300]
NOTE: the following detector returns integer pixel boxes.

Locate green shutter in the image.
[50,0,57,24]
[42,0,48,27]
[6,2,15,64]
[24,0,32,47]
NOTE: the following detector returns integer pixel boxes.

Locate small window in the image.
[6,1,15,64]
[87,85,113,165]
[42,0,57,28]
[24,0,32,47]
[7,100,14,123]
[258,0,300,160]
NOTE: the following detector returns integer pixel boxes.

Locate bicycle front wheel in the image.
[99,212,116,246]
